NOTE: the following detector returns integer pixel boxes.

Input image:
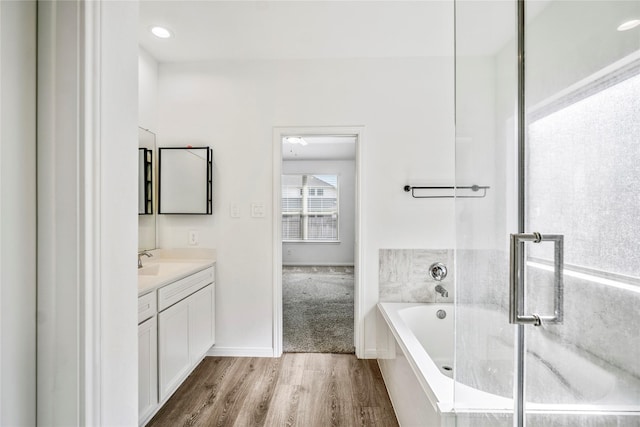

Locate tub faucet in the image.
[435,284,448,298]
[138,250,153,269]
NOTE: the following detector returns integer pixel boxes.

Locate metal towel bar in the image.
[403,185,490,199]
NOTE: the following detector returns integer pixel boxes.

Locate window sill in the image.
[283,240,341,244]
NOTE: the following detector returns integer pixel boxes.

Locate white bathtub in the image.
[377,303,450,426]
[377,303,509,426]
[377,302,640,426]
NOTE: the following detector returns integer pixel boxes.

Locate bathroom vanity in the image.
[137,250,216,426]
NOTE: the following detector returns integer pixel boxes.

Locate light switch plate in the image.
[230,202,241,218]
[188,230,198,246]
[251,202,265,218]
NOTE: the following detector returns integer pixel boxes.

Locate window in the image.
[527,65,640,279]
[282,174,338,241]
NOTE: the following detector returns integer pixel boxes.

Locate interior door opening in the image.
[280,135,357,354]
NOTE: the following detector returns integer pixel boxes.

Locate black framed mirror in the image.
[138,128,157,251]
[158,146,213,215]
[138,147,153,215]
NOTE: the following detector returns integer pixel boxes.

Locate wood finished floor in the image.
[147,353,399,427]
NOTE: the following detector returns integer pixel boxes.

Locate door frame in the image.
[0,1,37,424]
[37,1,139,425]
[272,126,365,357]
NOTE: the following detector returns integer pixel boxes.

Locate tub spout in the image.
[435,284,448,298]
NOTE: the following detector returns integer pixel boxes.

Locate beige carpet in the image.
[283,266,355,353]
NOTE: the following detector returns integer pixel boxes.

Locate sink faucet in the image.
[138,250,153,269]
[435,284,448,298]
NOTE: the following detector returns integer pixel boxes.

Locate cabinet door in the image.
[188,284,215,365]
[138,317,158,425]
[158,299,190,400]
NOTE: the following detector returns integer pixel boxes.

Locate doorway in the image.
[272,127,364,357]
[281,137,355,353]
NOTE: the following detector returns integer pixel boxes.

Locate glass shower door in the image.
[455,0,640,426]
[454,0,518,425]
[519,0,640,425]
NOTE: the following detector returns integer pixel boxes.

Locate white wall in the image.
[0,1,36,424]
[524,1,640,108]
[282,160,355,266]
[139,48,158,132]
[156,54,455,356]
[100,2,139,423]
[455,56,501,250]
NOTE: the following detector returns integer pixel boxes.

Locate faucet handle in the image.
[137,250,153,269]
[429,262,448,281]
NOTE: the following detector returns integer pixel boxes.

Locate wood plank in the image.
[147,354,398,427]
[262,384,301,426]
[148,357,236,426]
[353,406,400,427]
[349,358,392,408]
[277,353,305,386]
[198,357,262,427]
[230,358,281,426]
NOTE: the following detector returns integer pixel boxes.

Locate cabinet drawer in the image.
[158,266,214,311]
[138,291,157,324]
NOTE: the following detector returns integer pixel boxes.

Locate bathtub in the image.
[377,302,640,426]
[377,303,507,426]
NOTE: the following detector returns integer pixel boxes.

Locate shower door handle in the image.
[509,232,564,326]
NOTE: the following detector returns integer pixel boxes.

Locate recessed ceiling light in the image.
[151,26,172,39]
[285,137,308,146]
[617,19,640,32]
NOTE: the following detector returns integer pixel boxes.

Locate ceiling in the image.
[139,1,546,62]
[282,135,356,161]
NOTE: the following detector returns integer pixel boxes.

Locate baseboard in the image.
[206,346,275,358]
[282,262,355,267]
[363,348,379,359]
[376,348,395,359]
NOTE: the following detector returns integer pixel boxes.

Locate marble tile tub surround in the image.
[455,249,640,397]
[379,249,454,303]
[527,267,640,381]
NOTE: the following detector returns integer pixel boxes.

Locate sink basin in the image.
[138,262,200,277]
[137,255,215,296]
[138,264,162,276]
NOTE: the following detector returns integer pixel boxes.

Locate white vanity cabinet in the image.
[138,315,158,424]
[158,266,215,401]
[138,290,158,425]
[138,263,215,426]
[158,293,190,399]
[187,284,215,365]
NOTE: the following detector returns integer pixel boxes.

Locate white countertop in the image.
[138,248,216,296]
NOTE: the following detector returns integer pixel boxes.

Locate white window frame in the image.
[281,173,340,243]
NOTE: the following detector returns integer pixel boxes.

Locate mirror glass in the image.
[138,128,157,250]
[158,147,212,215]
[138,148,152,214]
